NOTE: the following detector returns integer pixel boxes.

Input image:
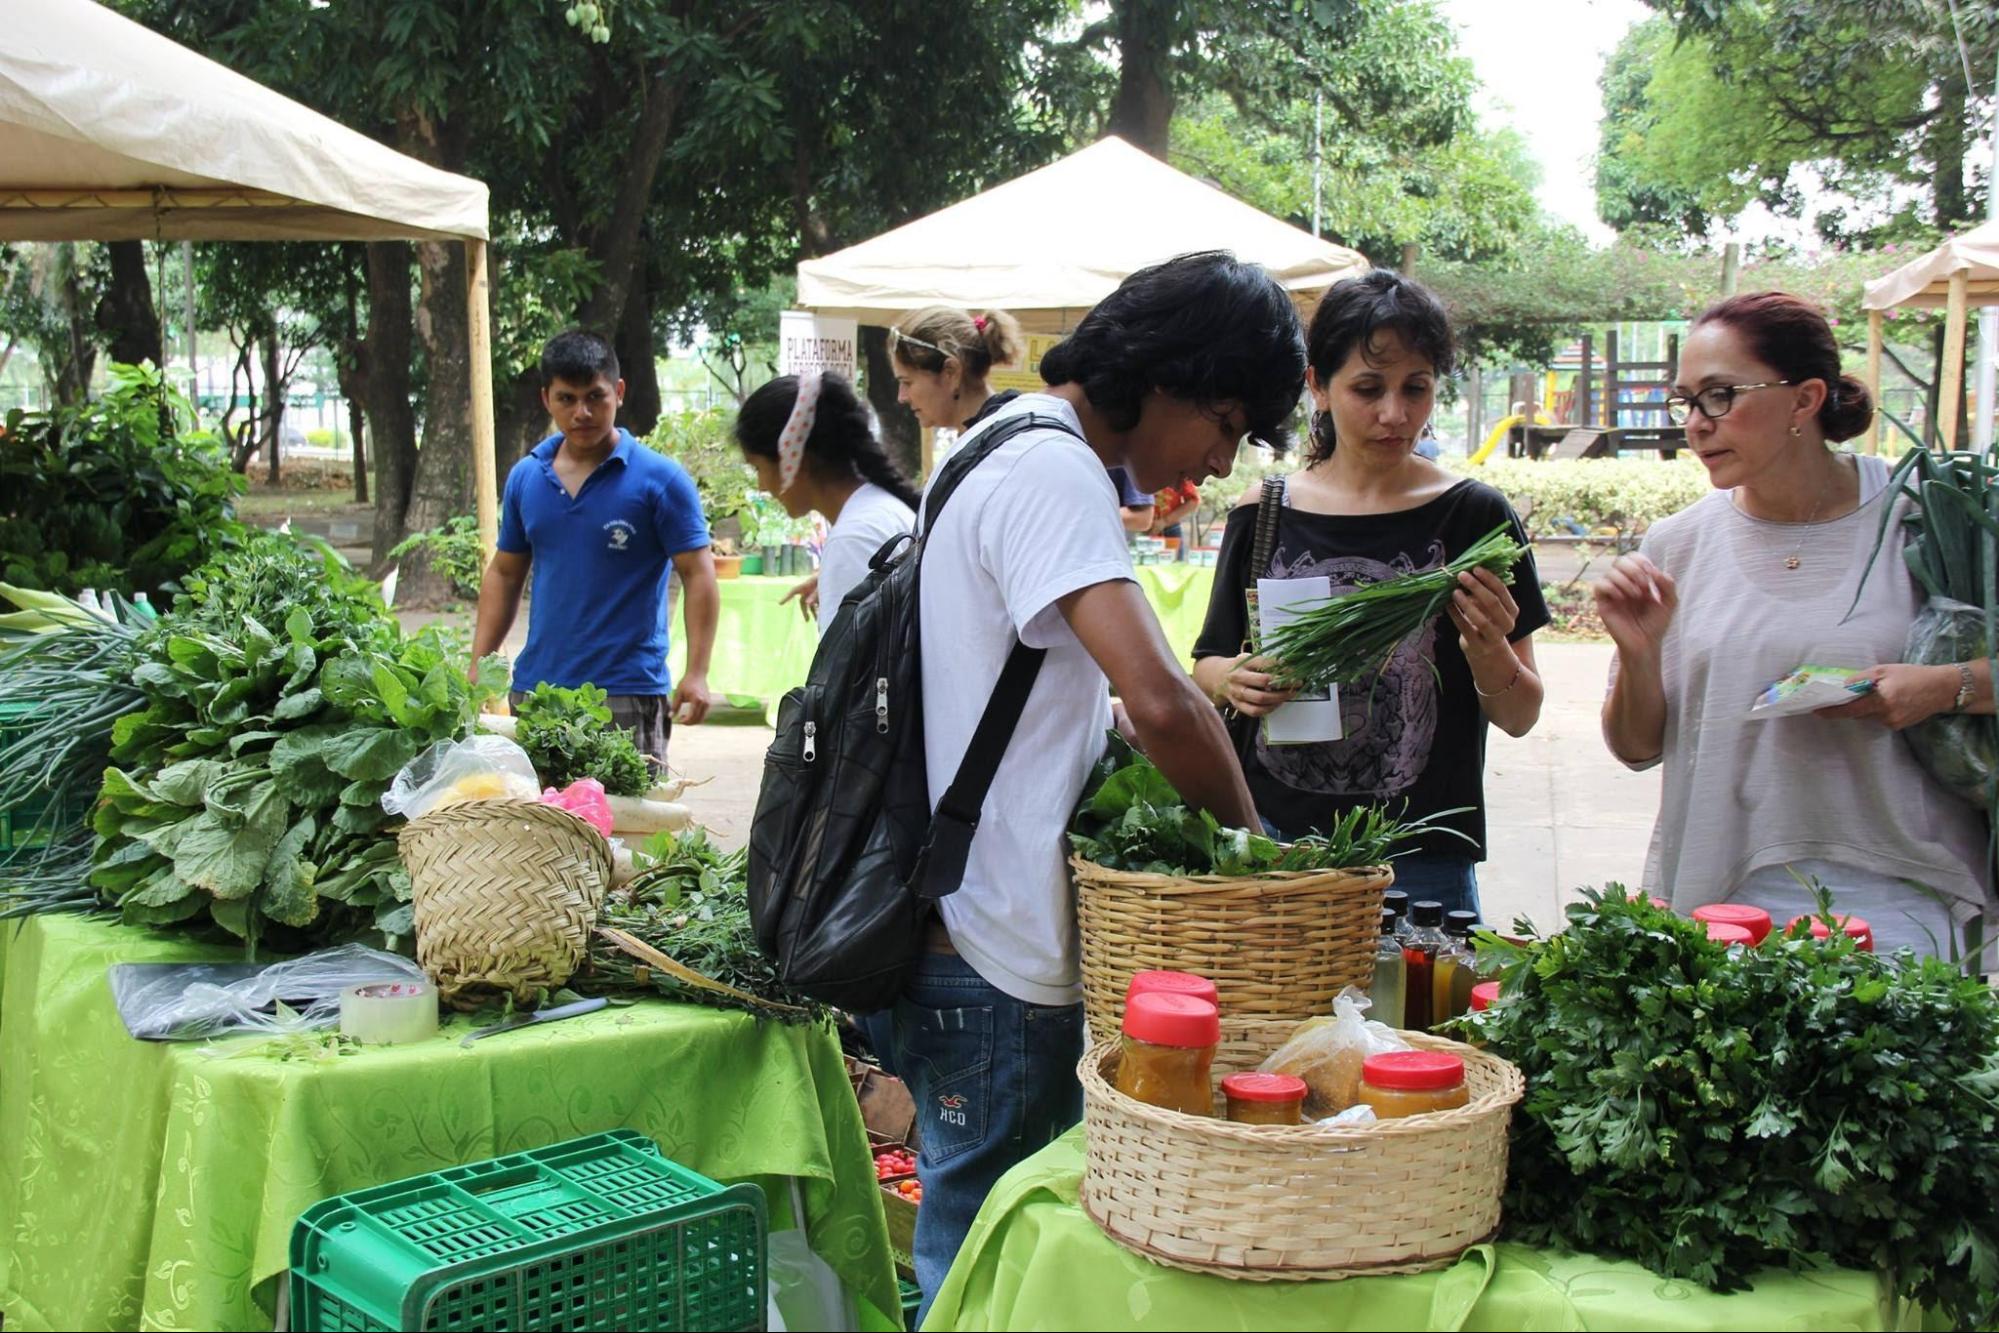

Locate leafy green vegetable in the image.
[0,362,245,601]
[1068,732,1458,874]
[576,827,825,1022]
[83,532,505,951]
[514,681,652,796]
[1263,523,1526,688]
[1467,887,1999,1327]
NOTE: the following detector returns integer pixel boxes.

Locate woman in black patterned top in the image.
[1192,270,1548,917]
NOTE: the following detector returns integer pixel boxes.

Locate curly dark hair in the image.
[1303,269,1455,463]
[1038,251,1306,449]
[734,373,920,509]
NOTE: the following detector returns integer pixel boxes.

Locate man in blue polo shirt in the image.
[472,329,718,763]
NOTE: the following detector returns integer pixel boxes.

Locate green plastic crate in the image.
[898,1277,923,1326]
[288,1131,767,1332]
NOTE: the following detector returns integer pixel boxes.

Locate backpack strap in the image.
[909,410,1081,900]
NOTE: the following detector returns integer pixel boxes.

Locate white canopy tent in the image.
[796,136,1369,335]
[0,0,500,549]
[1861,218,1999,452]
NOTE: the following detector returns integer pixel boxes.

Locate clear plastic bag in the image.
[108,944,426,1041]
[1905,598,1998,807]
[1259,988,1412,1118]
[381,734,540,820]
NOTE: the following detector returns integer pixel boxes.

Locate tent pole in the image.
[1864,309,1883,456]
[465,238,498,557]
[1942,269,1970,452]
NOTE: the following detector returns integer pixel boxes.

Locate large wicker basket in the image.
[1079,1027,1523,1281]
[1073,854,1392,1063]
[399,799,612,1006]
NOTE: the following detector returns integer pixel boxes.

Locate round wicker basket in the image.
[1073,854,1393,1058]
[1078,1027,1523,1280]
[399,799,612,1006]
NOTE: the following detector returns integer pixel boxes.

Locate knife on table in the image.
[460,997,608,1047]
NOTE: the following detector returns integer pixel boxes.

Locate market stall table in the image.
[672,568,1217,716]
[0,913,900,1331]
[923,1127,1911,1332]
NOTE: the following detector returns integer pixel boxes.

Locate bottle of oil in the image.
[1431,910,1479,1030]
[1368,907,1405,1028]
[1400,901,1447,1031]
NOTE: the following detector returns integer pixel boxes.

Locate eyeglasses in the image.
[1664,381,1795,426]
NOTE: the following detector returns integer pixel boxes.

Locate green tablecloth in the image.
[671,567,1218,715]
[922,1127,1912,1332]
[0,913,898,1332]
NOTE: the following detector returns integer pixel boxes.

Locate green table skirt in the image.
[670,567,1218,716]
[0,913,898,1331]
[922,1126,1915,1332]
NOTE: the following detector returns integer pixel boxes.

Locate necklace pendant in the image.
[1784,555,1802,570]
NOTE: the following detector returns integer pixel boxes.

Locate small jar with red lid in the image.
[1702,920,1756,947]
[1124,970,1219,1009]
[1357,1051,1470,1120]
[1114,992,1219,1115]
[1692,903,1773,944]
[1221,1072,1307,1125]
[1469,981,1501,1012]
[1788,913,1874,952]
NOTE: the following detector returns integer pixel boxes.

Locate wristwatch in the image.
[1953,662,1975,713]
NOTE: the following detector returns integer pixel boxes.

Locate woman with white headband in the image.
[733,372,918,633]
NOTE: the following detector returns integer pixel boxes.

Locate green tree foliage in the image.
[1597,5,1997,239]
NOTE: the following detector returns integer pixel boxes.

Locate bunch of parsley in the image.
[1468,888,1999,1326]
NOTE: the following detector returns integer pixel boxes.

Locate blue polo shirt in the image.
[498,428,710,695]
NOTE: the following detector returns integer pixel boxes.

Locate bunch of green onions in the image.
[0,586,150,916]
[1262,524,1526,688]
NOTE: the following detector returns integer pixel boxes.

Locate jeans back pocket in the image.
[895,1000,993,1164]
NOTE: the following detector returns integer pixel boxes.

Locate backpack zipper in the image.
[875,677,889,734]
[803,719,817,763]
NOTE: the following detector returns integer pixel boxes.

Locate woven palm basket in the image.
[1079,1028,1523,1280]
[1073,855,1392,1067]
[399,799,612,1006]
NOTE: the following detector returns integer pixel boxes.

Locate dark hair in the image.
[540,328,620,388]
[891,306,1024,379]
[1304,269,1455,463]
[734,373,921,509]
[1038,250,1306,449]
[1691,291,1873,442]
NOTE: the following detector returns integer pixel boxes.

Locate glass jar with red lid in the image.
[1692,903,1773,944]
[1221,1072,1307,1125]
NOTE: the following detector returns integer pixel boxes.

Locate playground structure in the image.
[1468,328,1688,465]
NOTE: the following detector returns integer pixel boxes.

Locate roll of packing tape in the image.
[340,981,439,1045]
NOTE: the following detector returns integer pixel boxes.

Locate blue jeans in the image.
[868,953,1084,1325]
[1262,819,1483,920]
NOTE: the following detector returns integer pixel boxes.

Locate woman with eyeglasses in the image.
[1598,291,1993,956]
[1191,270,1548,919]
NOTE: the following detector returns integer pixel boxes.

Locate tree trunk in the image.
[399,238,473,605]
[98,240,162,369]
[1106,0,1178,156]
[575,72,687,335]
[262,327,284,485]
[347,398,368,504]
[615,261,663,437]
[1928,63,1969,229]
[498,369,550,465]
[364,241,418,565]
[340,254,369,504]
[55,245,97,406]
[862,326,920,477]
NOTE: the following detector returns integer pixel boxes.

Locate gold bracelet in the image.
[1953,662,1975,712]
[1473,662,1522,699]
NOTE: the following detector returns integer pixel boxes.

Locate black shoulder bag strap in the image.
[910,412,1078,900]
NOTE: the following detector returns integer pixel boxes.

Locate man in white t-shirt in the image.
[881,251,1307,1316]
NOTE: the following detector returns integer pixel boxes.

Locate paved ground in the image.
[661,641,1657,936]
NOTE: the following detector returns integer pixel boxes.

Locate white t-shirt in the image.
[917,393,1134,1006]
[817,482,915,634]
